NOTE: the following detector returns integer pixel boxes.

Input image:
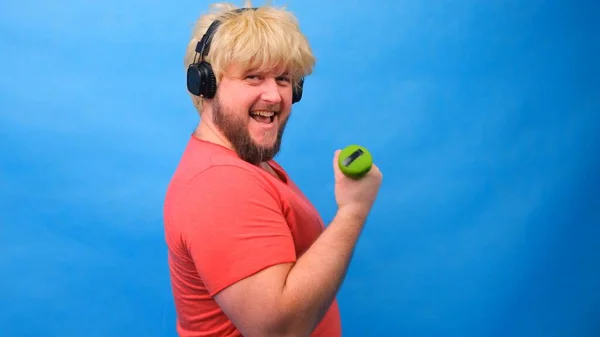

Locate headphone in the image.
[186,7,305,104]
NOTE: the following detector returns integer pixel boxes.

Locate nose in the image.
[260,78,282,104]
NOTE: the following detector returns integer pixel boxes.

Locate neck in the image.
[193,114,282,179]
[193,118,233,151]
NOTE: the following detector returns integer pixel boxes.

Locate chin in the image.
[246,114,287,153]
[252,134,278,148]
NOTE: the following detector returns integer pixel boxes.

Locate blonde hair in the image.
[184,1,316,112]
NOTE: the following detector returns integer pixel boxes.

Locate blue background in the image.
[1,0,598,336]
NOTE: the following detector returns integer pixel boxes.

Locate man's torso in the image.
[163,137,342,336]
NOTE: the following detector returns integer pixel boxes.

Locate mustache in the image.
[249,104,281,112]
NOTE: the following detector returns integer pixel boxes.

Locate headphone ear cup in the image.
[292,77,304,104]
[186,64,202,96]
[198,63,217,99]
[186,62,217,98]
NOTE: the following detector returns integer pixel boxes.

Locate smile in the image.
[249,110,277,124]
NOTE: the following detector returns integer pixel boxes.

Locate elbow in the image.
[266,309,320,337]
[248,307,317,337]
[269,319,314,337]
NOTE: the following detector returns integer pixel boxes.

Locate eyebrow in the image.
[243,69,291,77]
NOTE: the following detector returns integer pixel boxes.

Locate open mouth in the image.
[249,110,277,124]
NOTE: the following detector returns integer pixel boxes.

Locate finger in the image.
[370,164,383,179]
[370,163,380,175]
[332,149,342,178]
[332,149,340,169]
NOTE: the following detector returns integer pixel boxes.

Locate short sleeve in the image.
[176,165,297,296]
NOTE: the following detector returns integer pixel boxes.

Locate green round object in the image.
[338,145,373,179]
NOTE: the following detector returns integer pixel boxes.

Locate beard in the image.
[211,93,289,165]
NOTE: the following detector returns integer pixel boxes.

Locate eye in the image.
[276,76,291,84]
[245,74,261,80]
[244,74,264,86]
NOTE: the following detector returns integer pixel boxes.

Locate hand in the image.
[332,149,383,222]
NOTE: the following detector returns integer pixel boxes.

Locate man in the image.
[163,2,383,336]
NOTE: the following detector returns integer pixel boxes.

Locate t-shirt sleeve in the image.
[176,164,297,297]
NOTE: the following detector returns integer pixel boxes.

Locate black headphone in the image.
[186,7,304,104]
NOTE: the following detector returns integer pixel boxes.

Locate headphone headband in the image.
[196,8,257,60]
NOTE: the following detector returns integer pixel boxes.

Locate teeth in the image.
[250,110,276,117]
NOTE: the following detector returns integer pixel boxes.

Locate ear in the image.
[193,95,202,107]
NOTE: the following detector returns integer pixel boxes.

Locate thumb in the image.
[333,149,342,178]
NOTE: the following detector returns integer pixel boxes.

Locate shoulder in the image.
[164,138,288,230]
[168,138,281,202]
[190,163,278,197]
[168,161,285,224]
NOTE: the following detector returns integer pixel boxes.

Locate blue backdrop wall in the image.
[1,0,598,336]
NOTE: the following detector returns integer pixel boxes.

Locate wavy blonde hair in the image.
[184,1,316,112]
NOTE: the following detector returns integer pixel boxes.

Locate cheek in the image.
[227,96,255,115]
[279,87,294,105]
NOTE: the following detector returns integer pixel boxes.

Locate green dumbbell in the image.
[338,145,373,179]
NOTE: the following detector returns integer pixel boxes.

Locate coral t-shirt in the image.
[163,136,342,336]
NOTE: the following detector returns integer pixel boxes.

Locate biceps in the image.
[213,262,295,336]
[187,220,297,297]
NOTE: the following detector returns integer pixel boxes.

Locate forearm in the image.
[277,209,366,335]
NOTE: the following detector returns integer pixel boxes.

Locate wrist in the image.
[335,205,368,225]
